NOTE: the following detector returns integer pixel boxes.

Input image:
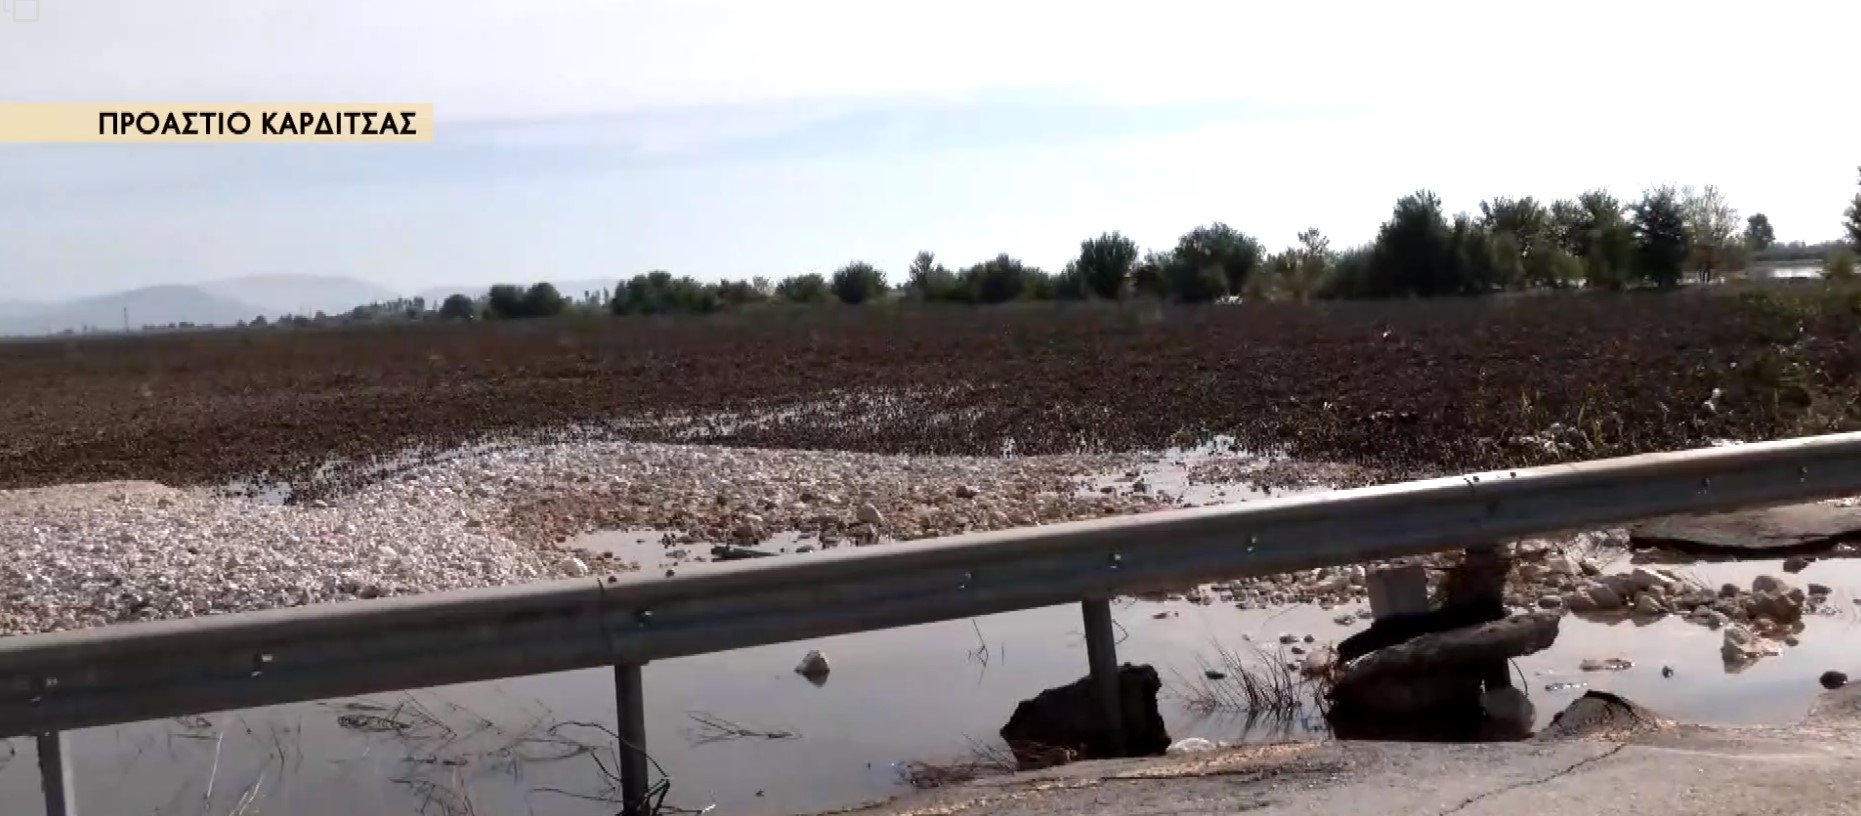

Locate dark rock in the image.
[1783,555,1813,573]
[1662,665,1675,678]
[1821,671,1849,690]
[1329,613,1560,718]
[1808,583,1832,596]
[1539,691,1663,739]
[1336,602,1506,665]
[710,544,775,561]
[1630,504,1861,556]
[999,664,1170,770]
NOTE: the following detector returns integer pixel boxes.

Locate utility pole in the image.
[122,307,129,333]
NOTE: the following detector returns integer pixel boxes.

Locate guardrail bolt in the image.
[1800,466,1810,482]
[1247,534,1260,552]
[634,609,653,628]
[1700,477,1712,491]
[959,571,973,590]
[252,653,274,677]
[1108,552,1122,570]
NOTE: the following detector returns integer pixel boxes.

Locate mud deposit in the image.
[4,291,1859,498]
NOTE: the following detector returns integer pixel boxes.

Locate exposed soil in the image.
[3,288,1858,500]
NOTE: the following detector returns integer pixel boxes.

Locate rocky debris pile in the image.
[503,443,1177,553]
[0,480,578,636]
[998,663,1171,770]
[1500,537,1824,655]
[0,440,1193,637]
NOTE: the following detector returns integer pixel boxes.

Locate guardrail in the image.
[9,432,1861,815]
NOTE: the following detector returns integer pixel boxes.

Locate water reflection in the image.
[0,557,1855,815]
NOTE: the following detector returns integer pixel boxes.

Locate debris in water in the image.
[795,650,831,681]
[1579,657,1633,672]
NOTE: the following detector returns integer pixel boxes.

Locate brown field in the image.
[3,287,1858,500]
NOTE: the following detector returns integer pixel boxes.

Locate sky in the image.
[1,0,1858,301]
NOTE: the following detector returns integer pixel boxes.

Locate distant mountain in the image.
[0,285,267,336]
[200,274,400,319]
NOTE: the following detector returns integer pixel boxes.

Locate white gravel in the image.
[0,439,1266,637]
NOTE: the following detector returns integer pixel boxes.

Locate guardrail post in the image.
[1366,564,1428,620]
[1080,598,1125,755]
[37,731,76,816]
[614,663,650,816]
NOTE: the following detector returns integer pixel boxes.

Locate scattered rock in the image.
[998,664,1170,769]
[795,650,831,680]
[1278,633,1297,645]
[1719,583,1741,598]
[558,556,589,577]
[1203,669,1226,680]
[1808,583,1832,596]
[1540,691,1663,739]
[1722,625,1782,665]
[1632,593,1665,617]
[1166,737,1219,754]
[1334,613,1357,626]
[855,503,885,526]
[1783,555,1812,573]
[1661,666,1674,678]
[954,484,980,499]
[1580,657,1633,672]
[1753,574,1786,594]
[1821,671,1849,690]
[1585,583,1624,611]
[1302,634,1315,644]
[1537,595,1564,610]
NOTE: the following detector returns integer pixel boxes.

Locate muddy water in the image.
[9,437,1860,815]
[2,554,1856,816]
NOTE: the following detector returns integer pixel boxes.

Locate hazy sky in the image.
[1,0,1857,301]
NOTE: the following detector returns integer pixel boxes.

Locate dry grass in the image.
[896,738,1021,789]
[1175,641,1330,719]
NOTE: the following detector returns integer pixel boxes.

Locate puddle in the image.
[3,569,1854,815]
[0,599,1336,816]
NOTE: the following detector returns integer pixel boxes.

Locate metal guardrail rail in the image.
[9,432,1861,814]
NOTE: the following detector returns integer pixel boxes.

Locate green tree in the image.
[829,261,888,305]
[1631,186,1691,288]
[521,282,566,318]
[614,272,719,315]
[1073,231,1139,299]
[485,284,527,319]
[1846,166,1861,250]
[1744,213,1776,252]
[904,251,962,302]
[1130,251,1170,299]
[438,293,476,320]
[960,254,1040,304]
[1053,263,1091,300]
[1478,197,1549,261]
[1282,228,1331,302]
[775,273,832,304]
[1367,190,1455,297]
[714,279,769,307]
[1171,223,1263,296]
[1827,247,1857,281]
[1681,185,1740,282]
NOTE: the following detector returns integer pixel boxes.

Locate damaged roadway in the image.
[818,685,1861,816]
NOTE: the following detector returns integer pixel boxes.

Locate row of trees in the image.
[418,172,1861,321]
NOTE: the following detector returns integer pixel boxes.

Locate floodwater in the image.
[3,552,1857,816]
[10,440,1861,815]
